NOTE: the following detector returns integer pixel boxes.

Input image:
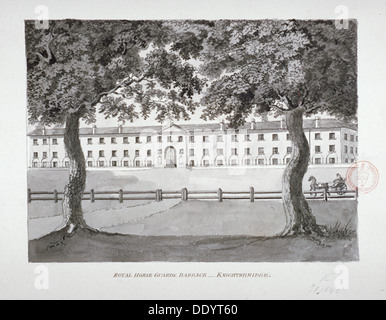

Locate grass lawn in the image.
[29,230,359,263]
[101,200,357,237]
[28,166,354,193]
[28,200,358,263]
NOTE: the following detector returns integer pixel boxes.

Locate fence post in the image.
[217,188,223,202]
[54,190,58,203]
[156,189,163,202]
[27,189,32,204]
[90,189,95,203]
[324,187,328,202]
[250,187,255,202]
[181,188,188,201]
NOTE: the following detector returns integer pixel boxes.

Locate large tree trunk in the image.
[281,107,324,237]
[60,112,88,232]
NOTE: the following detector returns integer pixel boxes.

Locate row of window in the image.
[32,161,65,168]
[35,144,354,160]
[344,146,358,154]
[33,147,294,160]
[32,132,357,146]
[33,138,59,145]
[33,152,59,158]
[34,158,289,168]
[314,145,357,154]
[34,145,349,160]
[313,157,355,164]
[344,133,358,142]
[33,156,354,169]
[93,160,154,168]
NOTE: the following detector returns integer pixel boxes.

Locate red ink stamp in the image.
[346,161,379,194]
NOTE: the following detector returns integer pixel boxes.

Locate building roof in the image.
[27,119,357,137]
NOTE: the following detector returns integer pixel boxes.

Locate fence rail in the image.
[27,187,358,203]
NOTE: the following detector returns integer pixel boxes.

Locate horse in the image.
[308,176,330,198]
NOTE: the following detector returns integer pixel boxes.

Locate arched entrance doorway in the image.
[165,146,177,168]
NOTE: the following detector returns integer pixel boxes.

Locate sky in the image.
[90,108,336,128]
[27,105,333,131]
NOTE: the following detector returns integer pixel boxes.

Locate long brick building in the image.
[27,117,358,169]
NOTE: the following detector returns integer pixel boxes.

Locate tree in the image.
[26,20,205,234]
[197,20,357,237]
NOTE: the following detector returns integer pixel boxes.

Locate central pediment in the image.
[161,122,187,134]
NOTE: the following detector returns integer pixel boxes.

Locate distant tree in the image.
[26,20,205,235]
[198,20,357,236]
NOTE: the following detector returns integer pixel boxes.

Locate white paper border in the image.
[0,0,385,300]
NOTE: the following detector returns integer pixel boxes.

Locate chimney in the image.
[251,120,256,130]
[42,127,46,136]
[280,116,285,129]
[118,125,123,134]
[92,125,97,135]
[315,116,320,128]
[220,121,225,131]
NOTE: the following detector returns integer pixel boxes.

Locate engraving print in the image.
[26,20,358,262]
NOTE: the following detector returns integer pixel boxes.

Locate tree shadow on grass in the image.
[29,227,359,263]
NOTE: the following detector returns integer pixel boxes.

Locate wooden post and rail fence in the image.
[27,187,359,203]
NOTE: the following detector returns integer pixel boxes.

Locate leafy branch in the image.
[36,32,57,65]
[90,74,147,107]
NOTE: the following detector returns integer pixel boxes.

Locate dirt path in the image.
[28,200,181,240]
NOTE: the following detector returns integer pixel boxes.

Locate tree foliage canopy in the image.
[197,20,357,128]
[26,20,357,129]
[26,20,206,126]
